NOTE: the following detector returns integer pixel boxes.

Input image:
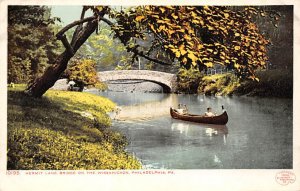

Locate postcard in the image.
[1,0,299,190]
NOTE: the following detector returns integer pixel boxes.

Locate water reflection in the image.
[170,121,228,168]
[171,121,228,145]
[113,94,179,120]
[171,122,189,135]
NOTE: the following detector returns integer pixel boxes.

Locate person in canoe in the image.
[205,107,216,117]
[183,104,188,114]
[175,104,188,114]
[175,104,184,114]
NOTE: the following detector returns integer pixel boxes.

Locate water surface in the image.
[94,91,293,169]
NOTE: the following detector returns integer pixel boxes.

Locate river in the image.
[90,90,292,169]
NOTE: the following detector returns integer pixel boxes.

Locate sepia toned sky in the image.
[50,6,126,24]
[50,6,93,24]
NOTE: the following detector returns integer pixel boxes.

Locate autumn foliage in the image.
[65,58,100,90]
[13,5,275,97]
[107,6,270,81]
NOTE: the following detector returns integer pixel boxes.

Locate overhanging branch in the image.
[99,17,171,66]
[136,51,171,65]
[56,16,97,38]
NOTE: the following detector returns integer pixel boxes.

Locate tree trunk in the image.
[25,19,99,97]
[25,51,73,97]
[24,6,172,97]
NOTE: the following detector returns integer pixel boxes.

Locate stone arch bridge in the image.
[98,70,177,93]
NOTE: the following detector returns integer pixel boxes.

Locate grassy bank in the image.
[197,69,292,98]
[7,85,141,170]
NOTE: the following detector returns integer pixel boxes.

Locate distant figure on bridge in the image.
[205,107,216,117]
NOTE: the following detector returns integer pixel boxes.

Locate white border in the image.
[1,0,299,191]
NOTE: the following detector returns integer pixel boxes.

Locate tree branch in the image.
[60,35,75,56]
[136,51,171,65]
[99,17,171,65]
[99,17,127,45]
[99,16,114,26]
[71,6,89,46]
[56,16,97,38]
[55,13,171,66]
[72,19,99,52]
[80,6,88,20]
[71,6,87,46]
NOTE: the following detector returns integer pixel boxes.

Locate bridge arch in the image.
[98,70,177,93]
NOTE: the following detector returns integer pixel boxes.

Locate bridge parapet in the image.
[98,70,177,93]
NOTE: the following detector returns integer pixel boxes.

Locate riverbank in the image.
[197,69,292,98]
[7,85,141,170]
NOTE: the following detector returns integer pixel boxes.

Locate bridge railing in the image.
[205,68,234,76]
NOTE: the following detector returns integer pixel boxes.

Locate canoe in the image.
[170,107,228,125]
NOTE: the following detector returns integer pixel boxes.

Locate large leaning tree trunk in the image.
[25,7,107,97]
[25,6,174,98]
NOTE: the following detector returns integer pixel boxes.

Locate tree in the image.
[8,6,61,84]
[24,5,274,97]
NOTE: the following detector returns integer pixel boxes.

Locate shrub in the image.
[65,58,105,91]
[177,67,203,94]
[198,73,240,96]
